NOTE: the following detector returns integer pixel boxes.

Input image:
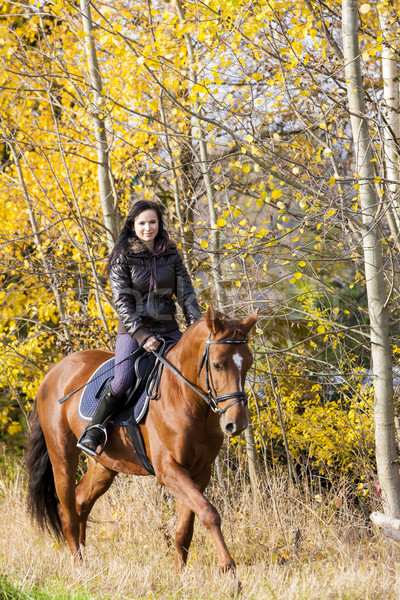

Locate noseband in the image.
[197,333,248,415]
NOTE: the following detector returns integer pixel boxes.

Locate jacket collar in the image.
[127,237,177,255]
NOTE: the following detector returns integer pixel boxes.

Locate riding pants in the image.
[110,330,182,396]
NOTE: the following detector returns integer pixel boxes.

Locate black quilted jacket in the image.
[109,238,202,344]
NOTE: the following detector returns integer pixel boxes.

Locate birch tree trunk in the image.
[145,1,192,273]
[342,0,400,519]
[80,0,119,251]
[9,144,72,344]
[379,3,400,247]
[174,0,226,309]
[174,0,260,494]
[158,94,192,272]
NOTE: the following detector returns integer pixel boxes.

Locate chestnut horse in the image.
[26,306,258,574]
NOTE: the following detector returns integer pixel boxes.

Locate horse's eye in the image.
[213,363,222,371]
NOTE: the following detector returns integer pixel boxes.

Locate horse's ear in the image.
[206,305,224,335]
[240,307,259,335]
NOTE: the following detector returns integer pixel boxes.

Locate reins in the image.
[59,333,250,417]
[151,333,249,415]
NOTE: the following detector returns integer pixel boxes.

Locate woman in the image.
[78,200,202,456]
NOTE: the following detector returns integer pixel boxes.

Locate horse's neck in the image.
[162,326,210,403]
[159,329,222,435]
[167,328,204,384]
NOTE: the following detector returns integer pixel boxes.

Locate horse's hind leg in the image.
[46,440,82,559]
[75,459,117,547]
[174,500,195,575]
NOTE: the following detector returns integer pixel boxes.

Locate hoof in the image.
[221,568,242,598]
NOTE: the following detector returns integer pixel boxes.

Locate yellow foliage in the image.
[0,0,395,478]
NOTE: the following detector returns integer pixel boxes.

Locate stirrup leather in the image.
[77,424,108,458]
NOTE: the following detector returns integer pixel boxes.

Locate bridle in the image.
[151,333,249,416]
[197,333,249,415]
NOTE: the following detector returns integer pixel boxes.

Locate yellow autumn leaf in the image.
[8,421,22,435]
[271,190,282,200]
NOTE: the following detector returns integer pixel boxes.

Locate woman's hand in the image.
[143,335,160,353]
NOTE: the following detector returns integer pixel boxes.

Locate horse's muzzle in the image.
[220,410,249,437]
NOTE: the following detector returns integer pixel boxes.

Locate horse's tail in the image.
[25,401,63,539]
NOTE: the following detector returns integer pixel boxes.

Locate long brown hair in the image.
[107,201,169,271]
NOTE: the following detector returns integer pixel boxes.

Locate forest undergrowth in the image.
[1,454,400,600]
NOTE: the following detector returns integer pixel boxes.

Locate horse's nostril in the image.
[225,422,236,434]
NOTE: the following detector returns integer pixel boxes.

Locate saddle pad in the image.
[79,358,150,425]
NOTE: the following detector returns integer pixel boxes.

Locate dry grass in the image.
[1,457,400,599]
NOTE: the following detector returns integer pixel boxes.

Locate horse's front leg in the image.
[174,500,196,574]
[160,459,235,573]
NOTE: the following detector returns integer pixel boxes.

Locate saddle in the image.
[78,342,174,475]
[95,347,157,410]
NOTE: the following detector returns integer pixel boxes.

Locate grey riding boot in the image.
[77,383,122,457]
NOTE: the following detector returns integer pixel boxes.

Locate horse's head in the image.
[198,305,259,437]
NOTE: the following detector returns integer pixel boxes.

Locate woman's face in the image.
[133,209,159,249]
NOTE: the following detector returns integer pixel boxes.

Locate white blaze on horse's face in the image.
[232,352,243,391]
[216,346,250,437]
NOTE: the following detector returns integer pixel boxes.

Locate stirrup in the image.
[77,425,108,458]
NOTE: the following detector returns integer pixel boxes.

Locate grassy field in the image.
[1,455,400,600]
